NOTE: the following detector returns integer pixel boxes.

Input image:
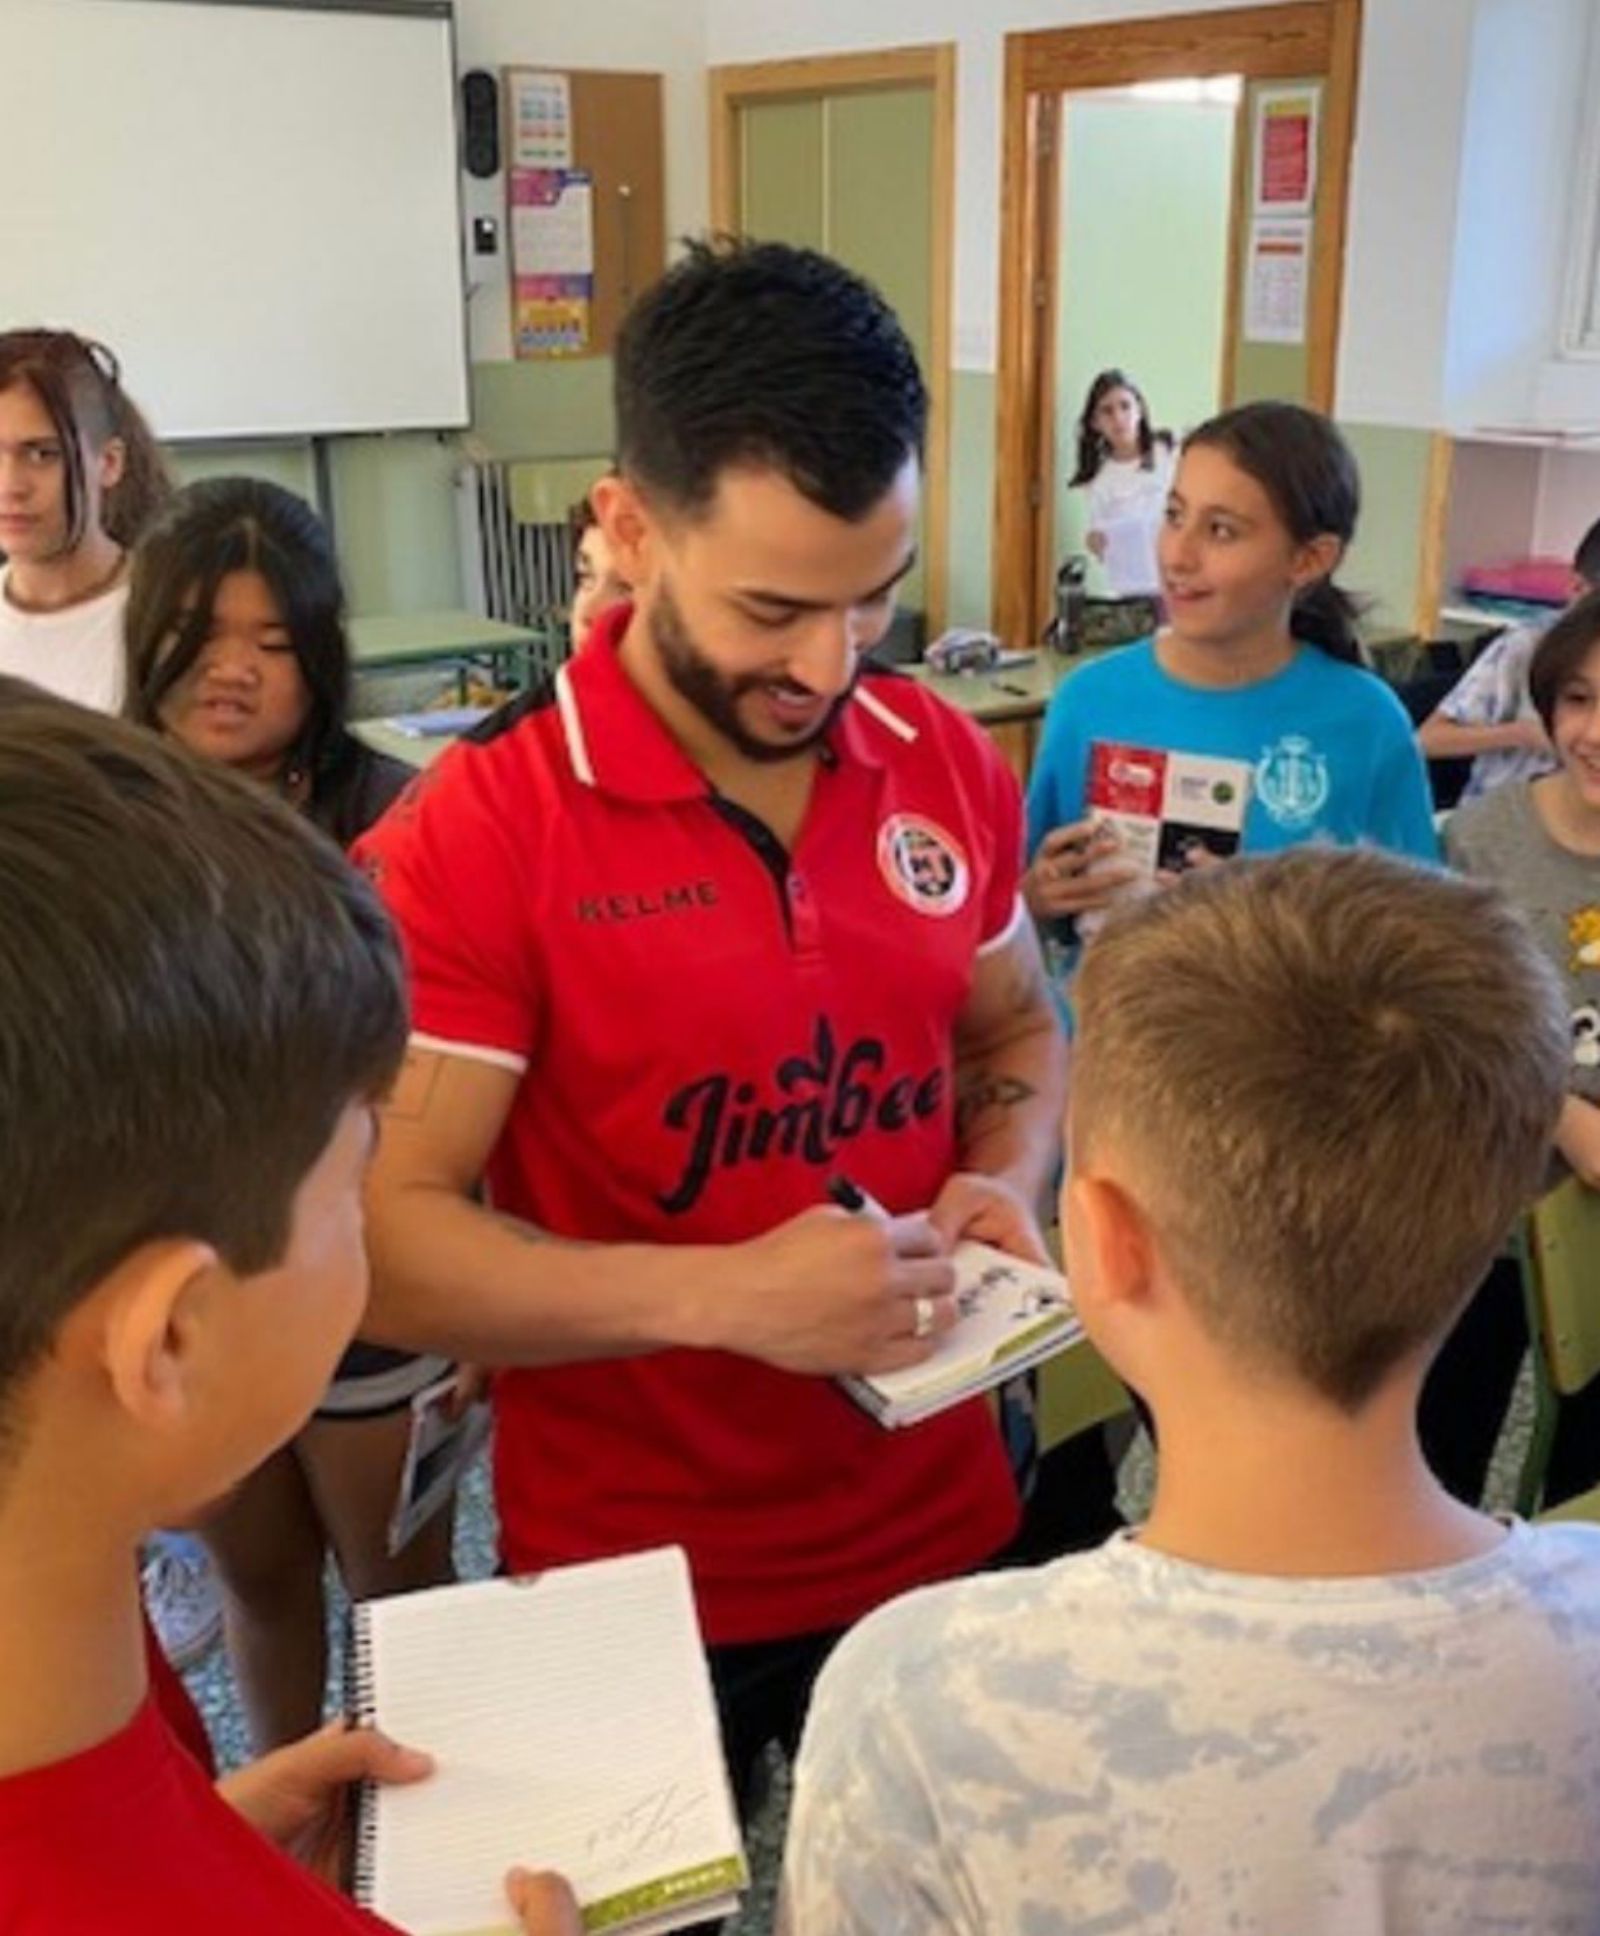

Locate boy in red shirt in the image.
[0,683,573,1935]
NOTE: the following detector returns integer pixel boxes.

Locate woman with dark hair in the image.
[1067,368,1174,597]
[0,328,169,710]
[1026,400,1436,929]
[126,475,456,1749]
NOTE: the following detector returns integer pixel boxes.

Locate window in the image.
[1560,5,1600,358]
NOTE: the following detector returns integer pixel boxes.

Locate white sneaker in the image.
[141,1533,223,1671]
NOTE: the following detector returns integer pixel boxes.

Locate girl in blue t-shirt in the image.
[1025,402,1435,930]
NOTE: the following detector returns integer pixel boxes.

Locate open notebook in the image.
[841,1240,1084,1428]
[351,1548,747,1935]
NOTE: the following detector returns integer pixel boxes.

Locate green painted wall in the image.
[1340,421,1434,633]
[1054,99,1235,579]
[160,358,617,617]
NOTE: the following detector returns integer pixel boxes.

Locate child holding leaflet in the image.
[1026,402,1436,933]
[0,682,575,1934]
[784,846,1600,1933]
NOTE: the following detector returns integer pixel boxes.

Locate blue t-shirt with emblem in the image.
[1025,638,1438,863]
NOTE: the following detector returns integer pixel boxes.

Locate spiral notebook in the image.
[350,1547,747,1935]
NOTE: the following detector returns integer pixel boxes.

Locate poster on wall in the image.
[1244,218,1311,345]
[510,167,594,358]
[509,70,572,169]
[1252,85,1318,216]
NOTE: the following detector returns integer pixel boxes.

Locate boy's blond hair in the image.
[1072,847,1567,1409]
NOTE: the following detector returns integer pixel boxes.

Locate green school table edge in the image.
[348,610,543,699]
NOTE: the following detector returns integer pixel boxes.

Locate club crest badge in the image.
[1255,735,1330,829]
[877,813,970,917]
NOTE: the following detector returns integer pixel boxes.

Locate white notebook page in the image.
[358,1547,744,1934]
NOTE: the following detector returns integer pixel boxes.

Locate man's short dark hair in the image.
[0,679,407,1445]
[613,236,926,521]
[1574,517,1600,590]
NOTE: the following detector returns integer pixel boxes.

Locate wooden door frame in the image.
[993,0,1363,648]
[709,45,956,638]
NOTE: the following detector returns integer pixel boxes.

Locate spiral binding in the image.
[345,1600,381,1906]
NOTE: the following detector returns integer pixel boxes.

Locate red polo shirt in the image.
[358,605,1025,1642]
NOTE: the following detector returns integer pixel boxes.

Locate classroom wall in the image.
[1442,0,1592,431]
[152,0,1589,621]
[1053,97,1234,579]
[150,2,706,618]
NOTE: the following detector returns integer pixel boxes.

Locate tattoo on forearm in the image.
[955,1071,1039,1141]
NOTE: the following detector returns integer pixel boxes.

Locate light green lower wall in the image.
[160,359,618,617]
[161,364,1433,644]
[1341,423,1435,634]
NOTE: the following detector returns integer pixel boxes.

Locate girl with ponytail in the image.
[0,329,169,710]
[1025,400,1436,929]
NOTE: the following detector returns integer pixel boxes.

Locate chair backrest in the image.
[1526,1176,1600,1397]
[1392,662,1474,811]
[1036,1336,1132,1452]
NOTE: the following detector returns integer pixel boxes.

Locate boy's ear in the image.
[1068,1171,1157,1320]
[92,1239,223,1426]
[591,473,654,583]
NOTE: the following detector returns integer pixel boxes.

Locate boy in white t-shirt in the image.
[783,846,1600,1936]
[1417,517,1600,799]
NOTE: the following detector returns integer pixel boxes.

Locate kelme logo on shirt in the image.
[656,1015,945,1215]
[876,813,970,917]
[1255,735,1330,829]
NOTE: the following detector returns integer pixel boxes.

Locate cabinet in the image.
[1419,435,1600,635]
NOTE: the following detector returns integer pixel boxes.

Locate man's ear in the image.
[91,1239,222,1427]
[591,473,655,584]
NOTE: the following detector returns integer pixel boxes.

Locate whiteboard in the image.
[1,0,469,440]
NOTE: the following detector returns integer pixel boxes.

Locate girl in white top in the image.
[1069,366,1175,598]
[0,331,168,712]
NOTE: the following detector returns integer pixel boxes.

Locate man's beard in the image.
[649,578,853,764]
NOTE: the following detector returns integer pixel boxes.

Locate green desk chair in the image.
[1036,1333,1133,1454]
[1515,1176,1600,1516]
[1537,1483,1600,1526]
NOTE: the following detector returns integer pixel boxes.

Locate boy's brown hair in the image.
[0,678,407,1453]
[1528,588,1600,737]
[1071,846,1566,1409]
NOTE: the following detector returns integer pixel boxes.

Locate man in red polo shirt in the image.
[357,239,1068,1806]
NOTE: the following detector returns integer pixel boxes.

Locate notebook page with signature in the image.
[351,1547,746,1935]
